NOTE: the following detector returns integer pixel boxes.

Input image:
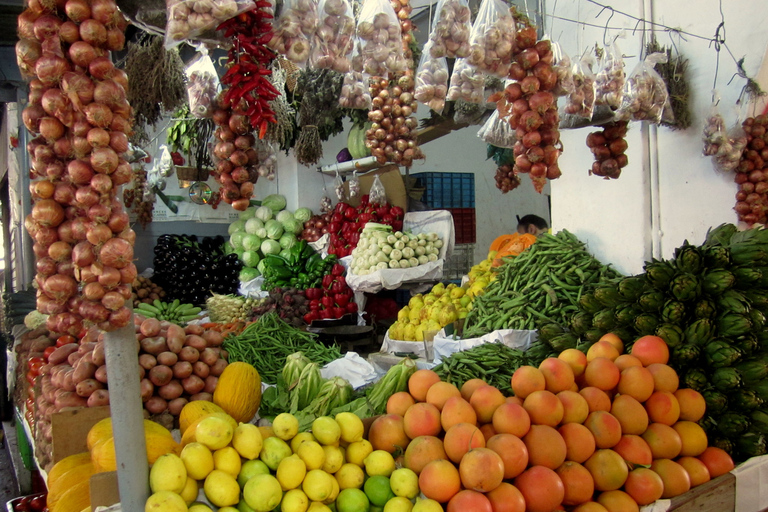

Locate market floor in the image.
[0,428,19,507]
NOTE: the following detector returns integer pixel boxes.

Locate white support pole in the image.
[104,319,149,512]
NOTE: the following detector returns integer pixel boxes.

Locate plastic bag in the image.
[560,55,596,123]
[267,0,319,68]
[427,0,472,59]
[357,0,404,78]
[594,42,625,110]
[615,53,670,124]
[369,174,386,204]
[713,121,748,173]
[477,109,515,148]
[310,0,355,72]
[185,50,220,119]
[551,41,574,97]
[414,43,449,114]
[703,94,727,156]
[334,170,346,200]
[348,171,360,198]
[165,0,256,49]
[447,58,485,103]
[320,195,333,213]
[466,0,516,78]
[256,140,277,180]
[339,71,372,109]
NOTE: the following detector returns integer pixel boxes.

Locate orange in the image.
[642,423,682,459]
[408,369,441,402]
[650,459,691,498]
[631,335,669,365]
[486,482,526,512]
[677,456,711,487]
[672,421,708,457]
[583,411,622,449]
[514,466,565,512]
[491,402,531,438]
[610,395,648,435]
[617,366,655,402]
[674,388,706,422]
[460,378,487,401]
[646,363,679,393]
[487,434,528,479]
[558,423,596,464]
[403,436,447,474]
[584,358,620,391]
[459,448,505,493]
[425,381,461,411]
[584,449,628,491]
[556,461,594,506]
[644,391,680,425]
[587,341,620,362]
[510,366,546,399]
[558,348,588,377]
[441,396,477,431]
[557,390,590,424]
[624,467,664,505]
[523,425,566,470]
[539,357,576,393]
[697,446,734,478]
[419,459,461,503]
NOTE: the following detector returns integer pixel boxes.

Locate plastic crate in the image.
[446,208,476,244]
[444,244,475,281]
[412,172,475,208]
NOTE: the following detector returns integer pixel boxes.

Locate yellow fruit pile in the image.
[145,404,423,512]
[465,252,496,297]
[388,283,472,342]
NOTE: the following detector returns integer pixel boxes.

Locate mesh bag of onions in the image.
[356,0,405,78]
[465,0,516,78]
[165,0,255,49]
[267,0,319,68]
[185,49,220,119]
[310,0,356,73]
[414,42,449,115]
[426,0,471,60]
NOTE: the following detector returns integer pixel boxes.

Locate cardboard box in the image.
[51,406,111,464]
[90,471,120,510]
[343,165,408,211]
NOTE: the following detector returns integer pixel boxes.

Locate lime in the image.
[364,475,394,507]
[336,488,371,512]
[238,459,270,488]
[260,436,292,470]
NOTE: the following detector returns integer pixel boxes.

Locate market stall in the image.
[4,0,768,511]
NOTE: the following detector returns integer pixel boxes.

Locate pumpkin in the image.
[179,400,226,434]
[51,479,90,512]
[180,411,238,447]
[213,362,262,423]
[492,234,537,267]
[47,452,91,486]
[47,462,95,511]
[489,234,518,253]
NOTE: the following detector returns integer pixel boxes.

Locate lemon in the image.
[335,463,365,490]
[298,440,326,470]
[149,453,187,494]
[260,436,293,470]
[243,474,283,512]
[180,442,215,480]
[219,508,239,512]
[233,423,263,460]
[277,454,307,491]
[322,445,344,474]
[411,499,442,512]
[334,413,364,443]
[303,469,335,502]
[188,503,214,512]
[281,489,310,512]
[312,417,341,446]
[336,488,370,512]
[238,459,271,488]
[307,503,332,512]
[145,491,188,512]
[363,450,395,477]
[389,468,418,499]
[258,425,274,440]
[364,475,394,507]
[345,440,373,467]
[383,497,413,512]
[196,416,234,450]
[291,432,317,453]
[213,446,242,478]
[238,498,257,512]
[204,469,240,507]
[324,473,340,505]
[273,413,300,440]
[179,477,199,505]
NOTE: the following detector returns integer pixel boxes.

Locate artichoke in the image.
[734,267,763,287]
[683,318,714,347]
[674,243,704,274]
[751,379,768,403]
[702,245,731,269]
[717,313,753,338]
[712,367,743,391]
[661,300,687,324]
[736,358,768,385]
[673,344,701,366]
[693,299,717,320]
[633,313,659,335]
[584,329,605,343]
[644,260,676,290]
[702,389,729,415]
[638,291,665,313]
[745,290,768,311]
[731,245,768,266]
[702,269,736,295]
[682,369,708,392]
[704,340,742,368]
[615,304,640,326]
[538,322,566,342]
[749,308,766,331]
[655,323,684,348]
[735,334,759,357]
[728,389,764,410]
[703,223,738,247]
[669,273,702,303]
[717,290,751,315]
[549,333,578,352]
[618,276,646,301]
[592,309,616,332]
[751,410,768,435]
[594,286,622,308]
[735,432,767,459]
[710,436,735,454]
[579,293,603,314]
[612,327,636,347]
[716,412,750,437]
[569,312,594,336]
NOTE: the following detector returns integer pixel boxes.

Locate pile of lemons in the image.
[144,410,426,512]
[387,283,472,342]
[465,253,497,297]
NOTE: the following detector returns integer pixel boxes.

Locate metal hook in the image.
[599,7,616,46]
[631,18,642,37]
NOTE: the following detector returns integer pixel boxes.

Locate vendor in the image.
[516,214,549,236]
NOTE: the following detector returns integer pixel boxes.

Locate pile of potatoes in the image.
[132,276,166,307]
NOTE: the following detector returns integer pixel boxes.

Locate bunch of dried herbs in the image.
[294,69,346,165]
[264,63,297,154]
[646,38,691,130]
[123,33,187,143]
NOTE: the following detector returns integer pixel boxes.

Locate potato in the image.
[67,350,82,366]
[148,365,173,387]
[204,375,218,394]
[55,391,88,411]
[209,358,228,376]
[193,361,210,379]
[95,365,108,383]
[138,354,157,371]
[179,346,200,363]
[168,397,188,416]
[181,375,205,395]
[73,360,98,382]
[87,389,110,407]
[140,336,168,355]
[200,348,218,367]
[185,324,204,336]
[189,392,213,402]
[184,334,206,351]
[140,318,161,337]
[75,379,104,398]
[91,341,106,366]
[202,330,224,347]
[48,344,79,366]
[62,368,76,392]
[144,396,167,414]
[166,324,186,354]
[157,352,178,367]
[140,378,154,401]
[172,361,193,379]
[158,380,184,400]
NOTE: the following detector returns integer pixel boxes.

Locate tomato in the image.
[28,357,45,376]
[43,346,56,361]
[56,335,76,347]
[28,495,46,512]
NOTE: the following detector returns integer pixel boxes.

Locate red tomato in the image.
[56,335,76,347]
[43,346,56,361]
[28,357,45,376]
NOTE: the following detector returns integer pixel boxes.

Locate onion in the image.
[90,173,112,195]
[86,223,112,245]
[69,41,97,68]
[84,102,113,128]
[107,210,128,232]
[91,147,118,174]
[88,203,111,223]
[229,114,250,135]
[109,130,128,154]
[57,260,75,277]
[51,184,75,206]
[88,56,114,80]
[79,300,110,322]
[52,137,72,160]
[91,0,119,25]
[43,274,77,302]
[59,21,80,44]
[83,282,106,301]
[58,220,76,243]
[86,127,110,148]
[68,159,94,185]
[32,199,64,227]
[41,88,69,118]
[33,242,49,259]
[106,28,125,51]
[94,79,125,109]
[111,161,132,186]
[16,39,42,75]
[71,217,90,240]
[23,104,45,133]
[80,19,107,47]
[101,291,124,311]
[65,0,91,21]
[18,11,39,40]
[118,262,137,284]
[118,228,135,245]
[36,52,70,86]
[109,115,132,135]
[72,241,96,267]
[48,240,72,262]
[95,264,121,289]
[37,256,57,276]
[72,136,91,157]
[34,14,63,41]
[61,72,95,109]
[109,307,131,328]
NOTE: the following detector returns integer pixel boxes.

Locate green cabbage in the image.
[239,207,257,221]
[245,217,264,235]
[240,267,260,282]
[255,206,273,222]
[230,231,246,249]
[279,248,292,259]
[224,241,235,254]
[265,219,284,240]
[279,233,297,250]
[257,259,267,275]
[255,227,267,239]
[282,218,302,235]
[263,194,287,213]
[294,207,312,223]
[276,210,294,224]
[261,239,281,255]
[242,250,261,267]
[242,234,263,252]
[228,219,246,235]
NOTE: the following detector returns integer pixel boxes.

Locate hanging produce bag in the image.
[551,41,574,97]
[447,58,485,103]
[356,0,404,78]
[615,53,671,124]
[466,0,516,78]
[477,109,516,148]
[256,140,278,180]
[369,174,387,204]
[427,0,472,59]
[703,94,727,156]
[714,121,748,173]
[310,0,356,72]
[339,43,372,109]
[415,42,449,114]
[560,55,597,127]
[267,0,320,68]
[165,0,256,49]
[185,49,220,119]
[594,41,625,110]
[348,171,360,198]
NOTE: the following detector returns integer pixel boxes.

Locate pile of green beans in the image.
[433,343,529,395]
[222,312,342,384]
[463,230,621,338]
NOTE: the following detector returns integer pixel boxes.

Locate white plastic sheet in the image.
[731,454,768,512]
[320,352,378,389]
[380,331,433,359]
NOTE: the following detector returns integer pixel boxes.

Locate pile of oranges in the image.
[367,334,736,512]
